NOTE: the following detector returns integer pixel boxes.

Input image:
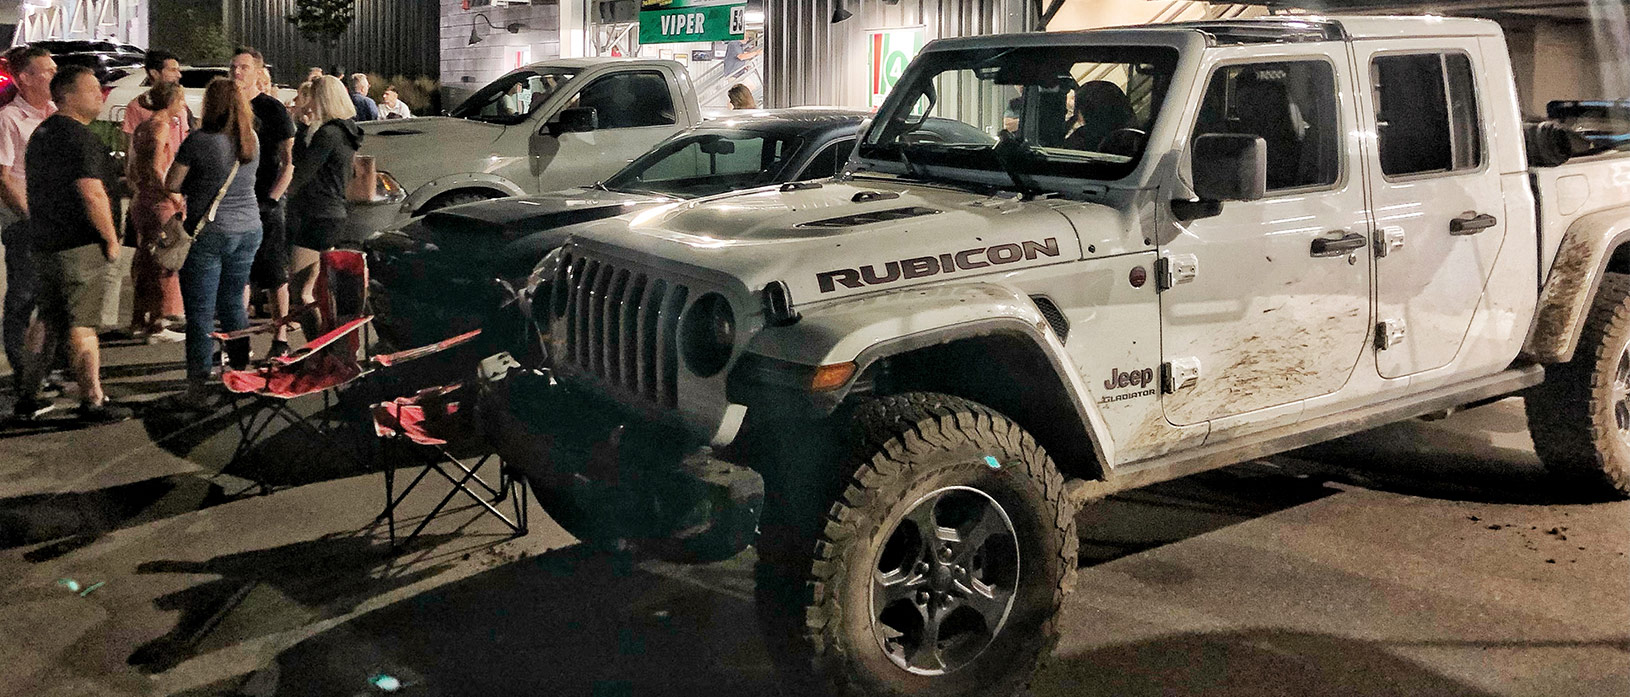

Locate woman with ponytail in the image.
[165,78,261,405]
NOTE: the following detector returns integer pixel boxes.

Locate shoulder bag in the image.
[151,159,239,272]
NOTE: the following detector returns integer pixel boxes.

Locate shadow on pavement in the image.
[1078,463,1341,567]
[1281,399,1612,505]
[236,544,775,697]
[0,472,231,560]
[128,529,460,675]
[1034,629,1512,697]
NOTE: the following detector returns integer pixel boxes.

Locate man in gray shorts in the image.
[20,65,131,423]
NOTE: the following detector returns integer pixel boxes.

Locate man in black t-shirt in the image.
[22,65,131,423]
[232,46,297,357]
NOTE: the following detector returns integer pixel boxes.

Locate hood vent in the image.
[375,128,424,136]
[799,206,940,229]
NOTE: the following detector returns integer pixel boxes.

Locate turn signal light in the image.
[811,362,856,391]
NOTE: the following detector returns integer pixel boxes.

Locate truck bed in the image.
[1532,151,1630,280]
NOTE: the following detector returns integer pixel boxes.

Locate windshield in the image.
[603,129,804,198]
[859,44,1179,188]
[449,68,580,124]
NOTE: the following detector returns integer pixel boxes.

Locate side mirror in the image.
[1174,133,1267,221]
[549,106,598,136]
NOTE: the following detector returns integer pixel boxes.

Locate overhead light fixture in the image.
[469,12,530,45]
[831,6,852,23]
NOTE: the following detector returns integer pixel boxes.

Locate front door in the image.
[1352,41,1505,378]
[1160,47,1372,426]
[531,70,683,192]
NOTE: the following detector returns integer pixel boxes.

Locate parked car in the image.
[365,108,872,354]
[0,41,144,108]
[100,66,298,125]
[511,15,1630,696]
[346,57,706,242]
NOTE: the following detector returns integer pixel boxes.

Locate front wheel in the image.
[755,393,1077,697]
[1527,272,1630,497]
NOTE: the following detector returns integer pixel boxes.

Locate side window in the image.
[1191,60,1340,192]
[1372,52,1482,176]
[796,138,854,181]
[575,71,678,129]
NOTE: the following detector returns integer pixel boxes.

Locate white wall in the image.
[440,0,562,103]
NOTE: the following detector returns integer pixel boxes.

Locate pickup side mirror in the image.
[549,106,599,136]
[1174,133,1268,221]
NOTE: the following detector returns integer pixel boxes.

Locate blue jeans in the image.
[2,219,36,392]
[179,224,262,381]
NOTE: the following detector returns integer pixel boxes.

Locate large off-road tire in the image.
[755,393,1077,697]
[1526,272,1630,498]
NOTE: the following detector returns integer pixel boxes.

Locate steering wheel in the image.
[1097,128,1148,157]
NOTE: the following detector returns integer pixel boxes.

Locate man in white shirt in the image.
[0,45,57,418]
[378,85,412,119]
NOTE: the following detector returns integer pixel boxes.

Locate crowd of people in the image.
[0,44,374,423]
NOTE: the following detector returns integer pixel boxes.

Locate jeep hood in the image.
[564,181,1098,303]
[358,117,509,190]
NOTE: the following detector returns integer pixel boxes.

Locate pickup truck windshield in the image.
[450,68,580,125]
[859,45,1178,187]
[603,129,804,198]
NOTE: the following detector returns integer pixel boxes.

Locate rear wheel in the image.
[1527,272,1630,498]
[755,393,1076,697]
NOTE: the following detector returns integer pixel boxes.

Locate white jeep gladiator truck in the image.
[507,16,1630,697]
[346,58,703,240]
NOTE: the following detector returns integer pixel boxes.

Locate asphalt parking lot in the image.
[1,337,1625,697]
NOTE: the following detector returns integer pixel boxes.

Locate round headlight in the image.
[682,293,735,377]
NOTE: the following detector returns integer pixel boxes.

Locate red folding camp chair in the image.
[213,250,483,495]
[371,381,528,547]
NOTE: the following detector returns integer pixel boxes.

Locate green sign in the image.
[869,26,926,108]
[639,3,744,44]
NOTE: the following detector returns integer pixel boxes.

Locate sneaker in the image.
[267,339,291,360]
[146,328,185,344]
[12,396,55,421]
[75,401,133,424]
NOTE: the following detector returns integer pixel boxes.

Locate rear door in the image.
[1352,40,1504,378]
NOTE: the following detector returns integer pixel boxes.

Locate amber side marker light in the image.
[811,362,857,391]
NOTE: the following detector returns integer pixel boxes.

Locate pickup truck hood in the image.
[397,189,671,280]
[358,117,509,190]
[565,181,1093,304]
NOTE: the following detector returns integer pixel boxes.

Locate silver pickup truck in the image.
[346,57,703,241]
[509,16,1630,697]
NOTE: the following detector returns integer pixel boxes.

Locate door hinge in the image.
[1376,319,1407,350]
[1374,226,1405,258]
[1156,254,1199,290]
[1163,357,1202,393]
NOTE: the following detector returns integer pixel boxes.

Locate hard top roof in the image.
[927,15,1499,52]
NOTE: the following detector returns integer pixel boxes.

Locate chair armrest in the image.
[274,316,373,365]
[370,329,483,368]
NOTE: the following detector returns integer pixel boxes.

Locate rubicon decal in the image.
[816,238,1061,293]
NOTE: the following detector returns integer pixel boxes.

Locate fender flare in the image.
[1525,205,1630,363]
[739,283,1116,473]
[403,173,526,215]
